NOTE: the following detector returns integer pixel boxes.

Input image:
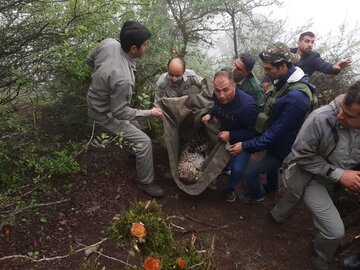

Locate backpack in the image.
[255,82,318,134]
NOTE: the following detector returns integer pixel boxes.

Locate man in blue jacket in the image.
[202,70,258,202]
[228,42,316,203]
[291,31,351,77]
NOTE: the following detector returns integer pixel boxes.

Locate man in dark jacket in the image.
[291,31,351,77]
[229,42,316,203]
[202,70,258,202]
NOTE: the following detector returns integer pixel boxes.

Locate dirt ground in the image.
[0,140,357,270]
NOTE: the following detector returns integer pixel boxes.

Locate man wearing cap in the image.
[232,53,265,107]
[228,42,317,203]
[155,56,206,101]
[292,31,351,77]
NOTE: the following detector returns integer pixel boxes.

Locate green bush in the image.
[110,200,212,269]
[0,107,82,191]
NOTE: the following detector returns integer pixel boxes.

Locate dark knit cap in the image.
[239,53,256,71]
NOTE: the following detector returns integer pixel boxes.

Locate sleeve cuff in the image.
[329,168,344,182]
[142,110,152,117]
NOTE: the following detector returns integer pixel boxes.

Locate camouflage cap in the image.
[259,42,300,64]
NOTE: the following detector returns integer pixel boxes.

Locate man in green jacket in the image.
[270,82,360,269]
[232,53,265,107]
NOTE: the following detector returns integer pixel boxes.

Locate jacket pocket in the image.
[283,163,313,199]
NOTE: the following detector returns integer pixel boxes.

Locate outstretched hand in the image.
[339,170,360,191]
[151,107,163,117]
[334,59,352,71]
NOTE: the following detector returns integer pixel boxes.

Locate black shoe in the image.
[137,183,165,197]
[221,168,232,176]
[225,189,236,203]
[238,193,265,204]
[311,253,329,270]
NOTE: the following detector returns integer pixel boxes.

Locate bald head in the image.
[168,57,186,72]
[167,57,186,85]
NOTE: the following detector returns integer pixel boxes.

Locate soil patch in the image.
[0,142,355,269]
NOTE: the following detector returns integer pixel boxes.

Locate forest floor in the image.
[0,121,358,270]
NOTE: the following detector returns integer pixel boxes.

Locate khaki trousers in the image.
[98,118,155,185]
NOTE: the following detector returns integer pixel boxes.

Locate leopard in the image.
[177,132,211,185]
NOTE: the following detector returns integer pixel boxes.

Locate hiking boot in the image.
[238,193,265,204]
[137,182,165,197]
[311,253,329,270]
[267,211,282,224]
[225,189,236,203]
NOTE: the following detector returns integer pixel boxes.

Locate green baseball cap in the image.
[259,42,300,64]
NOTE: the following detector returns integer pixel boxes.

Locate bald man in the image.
[155,57,206,101]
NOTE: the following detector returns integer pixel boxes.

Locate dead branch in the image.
[75,121,95,156]
[0,238,108,262]
[76,240,136,268]
[0,198,70,230]
[93,250,136,268]
[185,215,229,229]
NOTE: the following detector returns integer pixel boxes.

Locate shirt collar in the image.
[120,47,137,71]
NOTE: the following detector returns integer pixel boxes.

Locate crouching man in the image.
[270,82,360,269]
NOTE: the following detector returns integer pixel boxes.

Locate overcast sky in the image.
[259,0,359,38]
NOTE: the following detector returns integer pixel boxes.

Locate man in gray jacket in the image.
[155,56,206,101]
[86,21,165,197]
[270,82,360,269]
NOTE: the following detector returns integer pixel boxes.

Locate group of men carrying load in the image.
[86,21,359,270]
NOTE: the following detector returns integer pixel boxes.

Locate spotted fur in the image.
[177,133,210,184]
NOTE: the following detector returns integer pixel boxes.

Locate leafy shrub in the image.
[110,200,213,269]
[0,106,82,190]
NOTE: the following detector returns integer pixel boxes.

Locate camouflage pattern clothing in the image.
[260,42,300,64]
[155,69,204,101]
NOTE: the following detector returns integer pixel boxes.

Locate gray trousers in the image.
[271,180,345,265]
[98,118,154,185]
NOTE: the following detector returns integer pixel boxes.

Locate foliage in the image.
[91,132,143,151]
[110,200,213,269]
[310,23,360,105]
[215,0,282,58]
[0,105,82,191]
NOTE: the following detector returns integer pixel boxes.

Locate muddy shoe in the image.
[137,183,165,197]
[311,253,329,270]
[267,211,282,224]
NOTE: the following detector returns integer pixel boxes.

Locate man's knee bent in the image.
[322,222,345,240]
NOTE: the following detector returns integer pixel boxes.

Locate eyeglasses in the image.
[166,73,183,81]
